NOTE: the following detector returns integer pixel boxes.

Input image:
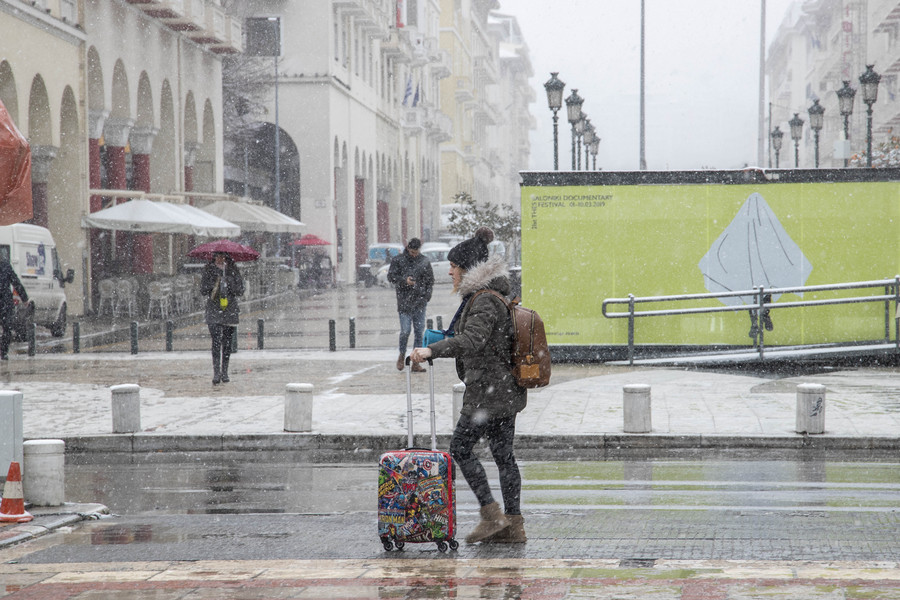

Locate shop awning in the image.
[82,199,240,237]
[199,200,305,233]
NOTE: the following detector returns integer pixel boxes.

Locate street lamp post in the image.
[543,72,565,171]
[574,114,586,171]
[770,126,784,168]
[582,121,594,171]
[565,89,584,170]
[859,64,881,168]
[807,99,825,168]
[788,113,804,168]
[590,137,600,170]
[836,80,856,168]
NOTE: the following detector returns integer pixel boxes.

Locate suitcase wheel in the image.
[436,540,447,553]
[448,538,459,551]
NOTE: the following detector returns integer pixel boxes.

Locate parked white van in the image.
[0,224,74,338]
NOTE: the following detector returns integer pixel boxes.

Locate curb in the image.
[0,503,108,550]
[56,433,900,463]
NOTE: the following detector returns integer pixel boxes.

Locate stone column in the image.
[28,145,58,228]
[103,118,134,273]
[130,126,158,274]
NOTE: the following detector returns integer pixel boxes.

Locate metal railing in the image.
[602,277,900,364]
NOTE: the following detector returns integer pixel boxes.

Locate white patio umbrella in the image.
[199,200,305,233]
[82,199,240,237]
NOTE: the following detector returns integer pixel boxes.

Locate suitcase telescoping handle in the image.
[405,355,436,451]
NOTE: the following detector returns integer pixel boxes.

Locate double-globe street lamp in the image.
[565,88,584,171]
[807,99,825,168]
[583,120,596,171]
[543,72,566,171]
[859,64,882,168]
[836,80,856,168]
[770,126,784,168]
[589,136,600,170]
[788,113,805,168]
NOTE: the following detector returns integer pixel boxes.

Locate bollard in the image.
[623,384,652,433]
[27,322,35,356]
[231,326,238,354]
[0,390,24,467]
[110,384,141,433]
[257,318,265,350]
[23,439,65,506]
[329,319,336,351]
[73,322,80,354]
[796,383,826,434]
[349,317,356,349]
[284,383,314,432]
[130,321,138,355]
[436,316,443,330]
[427,318,433,329]
[452,383,465,428]
[165,320,174,352]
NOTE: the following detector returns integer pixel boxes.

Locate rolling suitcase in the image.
[378,357,458,552]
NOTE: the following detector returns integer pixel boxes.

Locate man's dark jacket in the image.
[387,250,434,313]
[0,261,27,327]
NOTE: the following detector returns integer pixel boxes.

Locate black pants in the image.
[208,323,235,374]
[0,323,10,359]
[450,412,521,515]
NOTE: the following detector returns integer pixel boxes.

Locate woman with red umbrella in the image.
[198,249,245,385]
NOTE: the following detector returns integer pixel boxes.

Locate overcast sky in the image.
[496,0,796,172]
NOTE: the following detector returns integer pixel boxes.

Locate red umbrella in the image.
[188,239,260,262]
[291,234,331,246]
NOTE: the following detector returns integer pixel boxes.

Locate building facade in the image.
[0,0,235,315]
[1,0,533,314]
[768,0,900,168]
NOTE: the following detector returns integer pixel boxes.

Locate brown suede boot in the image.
[465,502,509,544]
[483,514,526,543]
[411,362,426,373]
[396,353,405,371]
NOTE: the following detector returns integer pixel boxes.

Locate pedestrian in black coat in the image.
[199,253,244,384]
[387,238,434,372]
[0,259,28,360]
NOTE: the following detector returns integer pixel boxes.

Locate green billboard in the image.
[520,169,900,351]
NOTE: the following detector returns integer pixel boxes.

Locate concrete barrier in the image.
[0,391,24,468]
[284,383,313,432]
[796,383,826,434]
[452,383,465,428]
[623,384,652,433]
[23,439,65,506]
[110,384,141,433]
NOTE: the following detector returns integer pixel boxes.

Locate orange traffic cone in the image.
[0,462,33,523]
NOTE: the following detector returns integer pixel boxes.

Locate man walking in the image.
[0,257,28,360]
[387,238,434,372]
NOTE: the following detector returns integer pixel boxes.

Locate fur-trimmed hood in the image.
[458,255,510,297]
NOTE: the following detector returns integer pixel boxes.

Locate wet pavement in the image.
[1,285,899,597]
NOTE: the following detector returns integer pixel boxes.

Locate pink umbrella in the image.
[291,234,331,246]
[188,239,260,262]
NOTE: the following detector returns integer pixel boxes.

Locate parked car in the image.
[377,242,451,287]
[358,243,403,287]
[0,223,74,338]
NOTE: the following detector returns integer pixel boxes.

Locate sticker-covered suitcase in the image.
[378,357,458,552]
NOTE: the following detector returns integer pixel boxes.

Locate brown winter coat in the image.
[427,255,526,418]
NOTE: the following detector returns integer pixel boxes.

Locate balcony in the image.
[426,109,452,142]
[474,55,498,85]
[209,15,242,54]
[454,77,473,103]
[381,31,411,62]
[188,3,226,43]
[872,1,900,33]
[333,0,367,17]
[401,107,426,133]
[429,48,451,79]
[140,0,185,20]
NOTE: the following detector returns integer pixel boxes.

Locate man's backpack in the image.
[474,290,552,388]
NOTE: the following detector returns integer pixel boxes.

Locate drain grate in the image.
[619,558,657,568]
